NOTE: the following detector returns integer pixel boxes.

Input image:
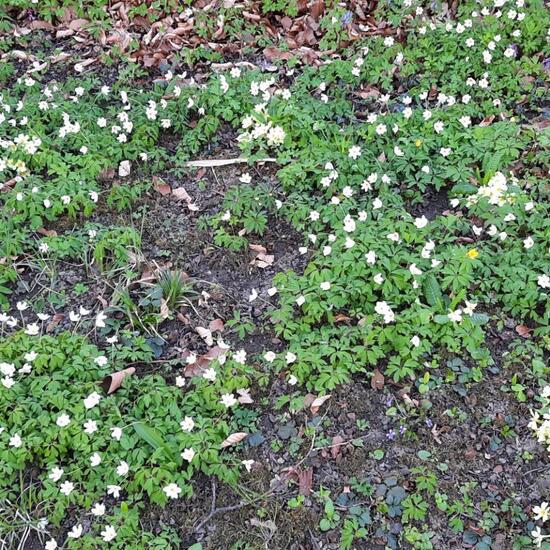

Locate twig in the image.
[185,158,276,168]
[194,480,248,532]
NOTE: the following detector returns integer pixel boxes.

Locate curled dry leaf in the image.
[101,367,136,394]
[196,326,214,347]
[220,432,247,448]
[310,394,331,414]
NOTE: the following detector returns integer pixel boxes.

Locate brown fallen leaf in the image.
[29,20,55,31]
[515,324,532,338]
[479,115,495,127]
[36,227,57,237]
[220,432,247,448]
[101,367,136,394]
[153,176,171,196]
[371,368,385,390]
[46,313,64,333]
[209,318,225,332]
[310,394,331,414]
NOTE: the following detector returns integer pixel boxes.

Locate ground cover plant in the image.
[0,0,549,548]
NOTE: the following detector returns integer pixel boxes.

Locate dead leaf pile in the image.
[6,0,405,69]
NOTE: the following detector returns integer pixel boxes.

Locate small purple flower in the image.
[341,11,353,26]
[399,425,406,435]
[542,57,550,73]
[385,396,394,407]
[425,418,433,428]
[386,429,396,440]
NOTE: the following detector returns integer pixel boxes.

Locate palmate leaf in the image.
[423,274,443,308]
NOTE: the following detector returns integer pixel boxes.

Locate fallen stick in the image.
[185,157,276,167]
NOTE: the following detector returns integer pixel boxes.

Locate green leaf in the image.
[423,274,443,308]
[433,314,449,324]
[133,422,176,462]
[470,313,489,325]
[451,183,478,195]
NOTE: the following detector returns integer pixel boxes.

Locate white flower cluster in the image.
[238,103,286,149]
[465,172,517,208]
[529,387,550,547]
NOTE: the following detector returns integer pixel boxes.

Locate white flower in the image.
[239,172,252,183]
[434,121,444,134]
[2,376,14,389]
[90,452,102,467]
[68,524,83,539]
[348,145,361,160]
[285,352,297,364]
[374,273,384,285]
[84,420,98,434]
[94,356,108,367]
[9,433,22,448]
[175,376,186,387]
[163,483,181,499]
[414,216,428,229]
[56,414,71,428]
[107,485,121,498]
[524,236,534,249]
[241,459,255,472]
[233,349,247,364]
[296,295,305,306]
[288,375,298,385]
[101,525,117,542]
[409,264,422,276]
[45,539,57,550]
[411,335,420,348]
[116,460,129,476]
[533,502,549,523]
[365,251,376,265]
[375,301,394,323]
[95,311,107,328]
[118,160,131,177]
[91,502,106,516]
[387,232,400,242]
[203,368,217,381]
[111,427,123,441]
[59,481,74,496]
[320,281,331,291]
[221,393,238,408]
[448,309,463,323]
[25,323,40,336]
[49,466,64,482]
[463,301,477,315]
[538,274,550,289]
[248,288,258,302]
[84,392,101,410]
[181,448,196,462]
[264,351,276,362]
[180,416,195,432]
